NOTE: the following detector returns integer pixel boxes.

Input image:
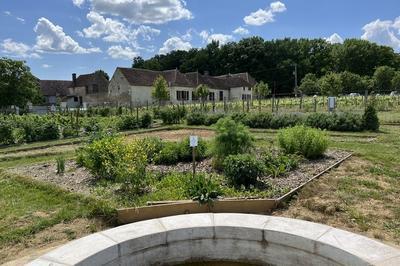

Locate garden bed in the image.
[8,149,351,202]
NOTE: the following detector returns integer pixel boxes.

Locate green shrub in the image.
[62,126,77,138]
[186,112,206,125]
[117,115,138,131]
[178,137,207,162]
[363,104,379,131]
[153,137,208,165]
[270,113,303,129]
[77,135,148,191]
[153,142,179,165]
[140,112,152,128]
[212,117,254,168]
[0,120,15,145]
[159,106,186,124]
[141,137,163,163]
[223,154,264,188]
[186,174,222,204]
[204,113,225,126]
[56,156,65,174]
[278,125,328,159]
[331,112,364,132]
[262,152,299,178]
[244,112,273,128]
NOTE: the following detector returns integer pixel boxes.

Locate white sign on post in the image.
[190,136,198,147]
[328,97,336,112]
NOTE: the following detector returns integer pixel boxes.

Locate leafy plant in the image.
[186,112,206,125]
[363,103,380,131]
[223,154,264,188]
[56,156,65,175]
[186,174,221,204]
[117,115,138,131]
[140,112,153,128]
[262,152,299,178]
[159,106,186,124]
[212,117,254,168]
[278,125,328,159]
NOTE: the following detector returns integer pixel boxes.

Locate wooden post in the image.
[242,99,245,112]
[246,98,250,112]
[272,94,275,113]
[192,146,196,178]
[313,96,317,112]
[223,97,227,113]
[364,90,368,108]
[299,94,303,110]
[136,104,139,128]
[276,98,279,113]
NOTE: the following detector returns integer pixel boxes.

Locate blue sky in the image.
[1,0,399,80]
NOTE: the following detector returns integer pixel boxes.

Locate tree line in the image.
[133,37,400,95]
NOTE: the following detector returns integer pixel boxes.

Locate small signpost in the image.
[190,135,198,178]
[328,97,336,112]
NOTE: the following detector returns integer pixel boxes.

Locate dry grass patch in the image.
[274,157,400,246]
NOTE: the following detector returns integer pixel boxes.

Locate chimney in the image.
[72,73,77,87]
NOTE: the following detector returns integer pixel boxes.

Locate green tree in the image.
[339,71,364,94]
[318,72,342,96]
[0,58,41,108]
[373,66,395,93]
[194,84,209,109]
[152,75,169,106]
[253,81,270,110]
[95,69,109,80]
[299,73,319,95]
[391,71,400,92]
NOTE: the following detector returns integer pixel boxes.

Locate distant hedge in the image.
[186,111,375,132]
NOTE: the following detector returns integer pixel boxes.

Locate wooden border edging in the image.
[278,153,353,202]
[117,153,353,225]
[118,199,278,224]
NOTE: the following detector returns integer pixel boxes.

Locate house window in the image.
[219,91,224,101]
[242,94,251,100]
[74,96,78,102]
[92,84,99,93]
[209,92,215,101]
[243,87,245,91]
[177,90,189,101]
[85,86,89,94]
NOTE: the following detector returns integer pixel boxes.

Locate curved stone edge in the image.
[27,213,400,266]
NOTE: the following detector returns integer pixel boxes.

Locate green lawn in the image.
[0,172,114,252]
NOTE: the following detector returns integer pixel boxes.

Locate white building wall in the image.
[229,86,252,101]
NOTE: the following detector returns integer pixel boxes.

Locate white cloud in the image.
[83,11,130,42]
[73,0,85,7]
[326,33,343,44]
[82,12,160,43]
[107,45,138,59]
[34,17,101,54]
[233,26,250,35]
[361,18,400,51]
[270,1,287,13]
[244,1,286,26]
[3,11,11,16]
[200,31,234,45]
[90,0,192,24]
[159,37,191,54]
[133,25,161,41]
[1,39,40,59]
[16,17,25,23]
[42,64,52,68]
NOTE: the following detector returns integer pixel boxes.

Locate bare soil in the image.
[127,129,215,141]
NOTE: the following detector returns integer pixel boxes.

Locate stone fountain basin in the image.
[28,213,400,266]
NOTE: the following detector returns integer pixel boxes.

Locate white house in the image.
[108,68,256,106]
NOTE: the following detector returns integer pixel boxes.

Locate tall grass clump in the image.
[278,125,328,159]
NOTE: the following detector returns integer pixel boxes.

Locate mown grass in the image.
[0,171,115,250]
[275,124,400,245]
